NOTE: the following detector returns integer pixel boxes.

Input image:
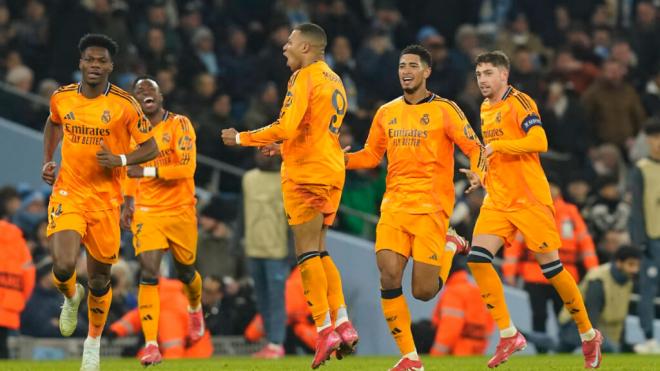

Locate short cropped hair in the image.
[643,116,660,136]
[78,33,119,57]
[613,246,642,262]
[294,23,327,49]
[400,44,432,67]
[132,75,158,89]
[475,50,510,70]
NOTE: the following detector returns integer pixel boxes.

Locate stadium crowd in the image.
[0,0,659,359]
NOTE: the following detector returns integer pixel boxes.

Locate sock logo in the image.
[569,308,580,314]
[307,300,313,306]
[90,308,105,314]
[142,314,153,321]
[385,315,397,322]
[487,304,495,309]
[391,327,402,335]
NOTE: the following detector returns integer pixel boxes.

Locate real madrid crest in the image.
[420,113,430,125]
[101,110,111,124]
[162,132,171,144]
[496,111,502,123]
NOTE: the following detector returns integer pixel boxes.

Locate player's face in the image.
[283,30,304,71]
[398,54,430,94]
[133,79,163,115]
[79,46,113,86]
[475,63,508,99]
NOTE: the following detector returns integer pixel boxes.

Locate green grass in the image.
[1,355,659,371]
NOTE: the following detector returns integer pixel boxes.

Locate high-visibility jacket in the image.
[0,221,35,329]
[245,267,316,349]
[503,197,598,284]
[430,271,494,356]
[109,279,213,358]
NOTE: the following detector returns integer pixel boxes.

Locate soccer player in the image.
[41,34,158,371]
[221,23,358,369]
[345,44,484,371]
[121,77,204,366]
[462,51,603,369]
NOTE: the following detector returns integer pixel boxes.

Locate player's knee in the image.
[88,274,111,291]
[140,267,159,282]
[52,256,77,275]
[379,270,401,290]
[467,246,494,266]
[412,285,437,302]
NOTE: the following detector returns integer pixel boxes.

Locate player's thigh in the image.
[510,206,561,258]
[47,200,85,267]
[472,207,513,254]
[290,213,324,255]
[282,181,336,227]
[165,208,198,266]
[132,210,169,258]
[83,207,121,265]
[321,186,342,226]
[376,249,408,289]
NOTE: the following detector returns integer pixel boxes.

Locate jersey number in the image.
[328,89,346,134]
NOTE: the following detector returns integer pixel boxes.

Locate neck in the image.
[488,84,509,104]
[147,108,166,127]
[80,81,108,99]
[404,87,430,104]
[301,54,323,69]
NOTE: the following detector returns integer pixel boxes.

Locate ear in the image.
[423,65,431,79]
[301,41,311,54]
[500,68,509,82]
[109,61,114,73]
[78,59,83,71]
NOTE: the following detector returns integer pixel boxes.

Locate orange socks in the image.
[381,288,416,355]
[542,261,593,333]
[439,245,456,285]
[138,279,160,343]
[88,285,112,338]
[182,271,202,309]
[298,252,331,330]
[52,270,77,299]
[468,247,512,330]
[320,251,348,325]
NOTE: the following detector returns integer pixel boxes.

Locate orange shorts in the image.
[132,206,198,265]
[375,211,448,266]
[473,205,561,252]
[282,181,342,226]
[46,198,120,264]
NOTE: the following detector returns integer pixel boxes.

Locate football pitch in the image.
[1,355,659,371]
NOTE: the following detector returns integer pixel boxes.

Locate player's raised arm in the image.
[223,70,310,147]
[345,108,387,169]
[487,97,548,155]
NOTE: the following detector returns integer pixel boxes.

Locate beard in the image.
[403,81,423,95]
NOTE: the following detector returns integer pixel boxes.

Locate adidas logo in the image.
[64,112,76,121]
[429,253,438,261]
[142,314,153,321]
[391,327,402,335]
[388,118,397,125]
[487,304,495,309]
[90,308,105,314]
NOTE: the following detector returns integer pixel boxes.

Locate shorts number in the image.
[328,89,346,134]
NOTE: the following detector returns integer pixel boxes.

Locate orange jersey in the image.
[125,111,196,214]
[49,83,152,210]
[238,61,346,188]
[480,86,552,210]
[503,196,599,284]
[347,94,485,215]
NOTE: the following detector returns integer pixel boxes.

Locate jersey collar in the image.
[403,92,435,105]
[76,82,111,96]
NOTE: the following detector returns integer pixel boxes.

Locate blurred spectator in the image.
[0,186,20,221]
[628,119,660,354]
[220,27,259,108]
[448,24,480,79]
[582,59,646,149]
[21,258,86,337]
[495,13,550,67]
[242,82,280,132]
[134,0,180,54]
[109,278,213,358]
[429,260,494,356]
[503,177,598,353]
[275,0,310,27]
[0,208,35,358]
[371,1,414,49]
[509,46,542,100]
[179,27,220,90]
[202,275,255,336]
[243,149,289,358]
[184,72,217,124]
[177,0,203,52]
[610,38,643,89]
[245,266,317,354]
[558,246,641,353]
[641,64,660,117]
[598,229,631,263]
[195,197,240,280]
[140,27,177,75]
[326,36,360,113]
[541,80,590,171]
[591,26,612,61]
[316,0,361,49]
[630,1,660,84]
[87,0,133,74]
[357,29,400,104]
[418,27,463,99]
[584,176,631,245]
[590,143,628,190]
[108,259,136,325]
[12,190,45,237]
[552,48,600,94]
[256,22,291,94]
[564,173,591,211]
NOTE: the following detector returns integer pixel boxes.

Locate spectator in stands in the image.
[582,58,646,149]
[140,27,177,75]
[418,26,463,99]
[88,0,133,74]
[357,29,399,105]
[503,177,598,353]
[371,1,414,50]
[243,149,289,358]
[449,24,480,80]
[327,36,360,113]
[630,1,660,84]
[584,176,631,245]
[0,199,35,358]
[196,197,240,280]
[641,64,660,117]
[220,27,258,108]
[558,246,641,353]
[542,80,590,170]
[552,48,600,94]
[257,23,291,94]
[109,278,213,359]
[185,72,217,124]
[275,0,310,27]
[509,46,542,100]
[610,38,644,89]
[589,143,628,190]
[0,186,20,221]
[134,0,180,55]
[628,119,660,354]
[179,27,220,89]
[242,82,280,131]
[495,13,550,67]
[429,259,494,356]
[108,259,136,326]
[12,190,45,237]
[202,275,255,336]
[315,0,361,49]
[597,229,631,263]
[21,258,86,337]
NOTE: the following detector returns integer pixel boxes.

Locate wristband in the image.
[119,154,127,166]
[143,167,157,178]
[235,133,241,145]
